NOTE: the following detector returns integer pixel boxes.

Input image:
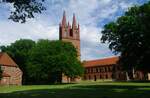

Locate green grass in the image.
[0,81,150,98]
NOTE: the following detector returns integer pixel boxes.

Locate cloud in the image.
[0,20,58,45]
[0,0,148,60]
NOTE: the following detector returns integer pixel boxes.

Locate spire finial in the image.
[72,13,76,27]
[62,11,67,25]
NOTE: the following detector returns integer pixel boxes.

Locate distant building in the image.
[83,57,119,81]
[83,56,148,81]
[0,52,22,85]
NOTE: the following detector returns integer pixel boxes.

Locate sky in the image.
[0,0,149,61]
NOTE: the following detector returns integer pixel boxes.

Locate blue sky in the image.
[0,0,149,61]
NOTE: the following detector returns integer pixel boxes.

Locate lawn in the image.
[0,81,150,98]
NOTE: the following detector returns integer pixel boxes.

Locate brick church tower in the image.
[59,11,80,60]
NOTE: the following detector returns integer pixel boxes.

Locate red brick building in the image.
[83,56,148,81]
[0,52,22,85]
[83,57,119,81]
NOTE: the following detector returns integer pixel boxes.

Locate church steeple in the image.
[62,11,67,26]
[72,13,77,28]
[59,11,80,59]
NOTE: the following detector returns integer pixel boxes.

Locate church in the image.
[59,11,150,81]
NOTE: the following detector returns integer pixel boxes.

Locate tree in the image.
[0,39,36,84]
[1,0,46,23]
[101,1,150,80]
[0,65,2,80]
[27,39,84,84]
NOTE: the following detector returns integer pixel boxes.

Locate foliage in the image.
[0,39,36,84]
[101,1,150,79]
[1,0,46,23]
[27,40,84,83]
[0,39,84,84]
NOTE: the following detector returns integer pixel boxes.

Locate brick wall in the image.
[0,65,22,85]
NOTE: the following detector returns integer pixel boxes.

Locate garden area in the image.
[0,81,150,98]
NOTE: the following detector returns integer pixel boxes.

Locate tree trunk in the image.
[132,67,135,80]
[143,71,148,80]
[126,71,130,81]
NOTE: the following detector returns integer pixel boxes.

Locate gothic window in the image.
[70,31,73,37]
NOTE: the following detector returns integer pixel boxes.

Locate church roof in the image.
[83,56,119,68]
[0,52,18,67]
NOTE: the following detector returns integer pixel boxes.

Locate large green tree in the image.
[0,39,36,84]
[1,0,46,23]
[27,39,84,84]
[101,1,150,80]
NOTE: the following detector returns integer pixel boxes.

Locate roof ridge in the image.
[84,56,119,62]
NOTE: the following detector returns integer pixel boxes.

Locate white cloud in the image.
[0,21,58,45]
[0,0,146,60]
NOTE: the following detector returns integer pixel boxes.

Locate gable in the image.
[0,52,17,67]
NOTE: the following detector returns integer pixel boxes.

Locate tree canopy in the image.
[0,39,36,84]
[101,1,150,79]
[27,39,84,83]
[0,39,84,84]
[1,0,46,23]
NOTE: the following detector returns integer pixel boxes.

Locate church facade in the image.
[59,12,150,81]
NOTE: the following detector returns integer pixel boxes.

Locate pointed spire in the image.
[68,22,70,27]
[62,11,67,26]
[72,13,77,27]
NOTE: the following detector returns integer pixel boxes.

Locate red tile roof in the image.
[83,56,119,67]
[2,72,10,77]
[0,52,18,67]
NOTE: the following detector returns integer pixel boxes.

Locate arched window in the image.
[70,31,73,37]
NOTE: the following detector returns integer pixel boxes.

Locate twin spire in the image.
[61,11,79,28]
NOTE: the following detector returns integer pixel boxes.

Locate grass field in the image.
[0,81,150,98]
